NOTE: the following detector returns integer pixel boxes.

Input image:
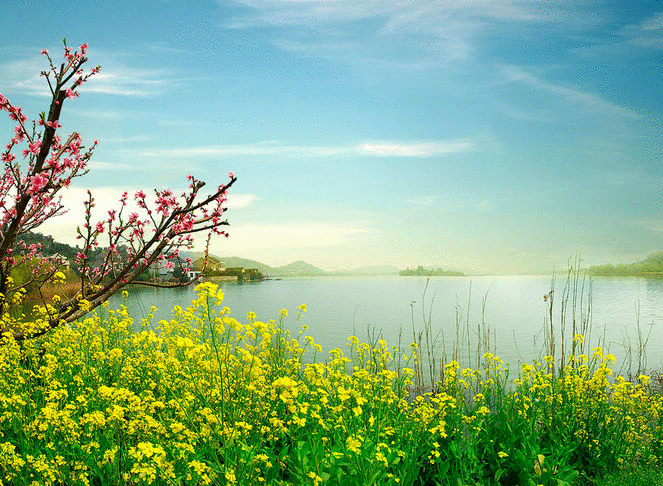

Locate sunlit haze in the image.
[1,0,661,274]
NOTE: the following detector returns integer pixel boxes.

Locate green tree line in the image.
[589,252,663,276]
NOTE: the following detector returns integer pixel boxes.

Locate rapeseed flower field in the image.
[0,282,661,485]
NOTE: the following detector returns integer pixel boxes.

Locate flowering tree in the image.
[0,41,236,341]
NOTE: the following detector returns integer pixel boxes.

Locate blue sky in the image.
[0,0,661,274]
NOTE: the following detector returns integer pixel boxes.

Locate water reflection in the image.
[109,275,663,375]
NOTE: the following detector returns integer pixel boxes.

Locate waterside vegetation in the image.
[400,266,465,277]
[0,282,661,485]
[589,252,663,276]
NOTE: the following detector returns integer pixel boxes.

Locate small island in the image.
[400,265,464,277]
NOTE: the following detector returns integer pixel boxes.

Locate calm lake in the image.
[109,275,663,374]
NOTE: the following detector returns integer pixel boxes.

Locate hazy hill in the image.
[353,265,400,275]
[273,260,325,276]
[16,234,468,278]
[210,256,277,275]
[589,252,663,276]
[181,253,404,277]
[181,254,326,277]
[327,265,401,276]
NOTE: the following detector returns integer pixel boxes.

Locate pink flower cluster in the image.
[1,41,238,341]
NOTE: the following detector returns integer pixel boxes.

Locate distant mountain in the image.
[215,256,277,275]
[327,265,401,276]
[589,252,663,276]
[182,254,326,277]
[273,260,325,277]
[181,253,404,277]
[182,253,471,278]
[353,265,400,275]
[18,235,466,278]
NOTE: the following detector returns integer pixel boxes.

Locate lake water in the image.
[109,275,663,375]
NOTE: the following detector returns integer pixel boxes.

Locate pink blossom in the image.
[79,43,88,54]
[28,141,41,155]
[13,126,26,142]
[66,89,77,100]
[41,49,48,55]
[96,221,105,234]
[28,173,48,193]
[227,171,235,178]
[8,106,26,123]
[45,120,61,129]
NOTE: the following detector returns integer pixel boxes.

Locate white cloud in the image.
[359,140,474,157]
[82,70,169,97]
[138,144,355,158]
[223,0,569,65]
[0,48,173,98]
[88,160,151,171]
[407,196,438,207]
[227,194,260,209]
[209,222,368,252]
[406,195,493,215]
[35,186,258,246]
[640,12,663,31]
[137,139,475,159]
[626,12,663,49]
[225,0,540,28]
[634,219,663,233]
[497,64,640,119]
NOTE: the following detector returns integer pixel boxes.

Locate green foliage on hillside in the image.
[17,231,79,262]
[589,252,663,276]
[9,257,78,295]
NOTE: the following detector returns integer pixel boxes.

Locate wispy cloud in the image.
[641,11,663,31]
[88,160,151,171]
[497,64,640,119]
[225,0,541,28]
[37,186,259,246]
[575,11,663,59]
[210,222,368,251]
[227,194,260,209]
[633,219,663,233]
[79,71,169,97]
[137,139,475,159]
[224,0,578,65]
[624,11,663,49]
[359,140,474,157]
[406,195,493,213]
[406,196,438,207]
[0,48,174,97]
[138,144,354,158]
